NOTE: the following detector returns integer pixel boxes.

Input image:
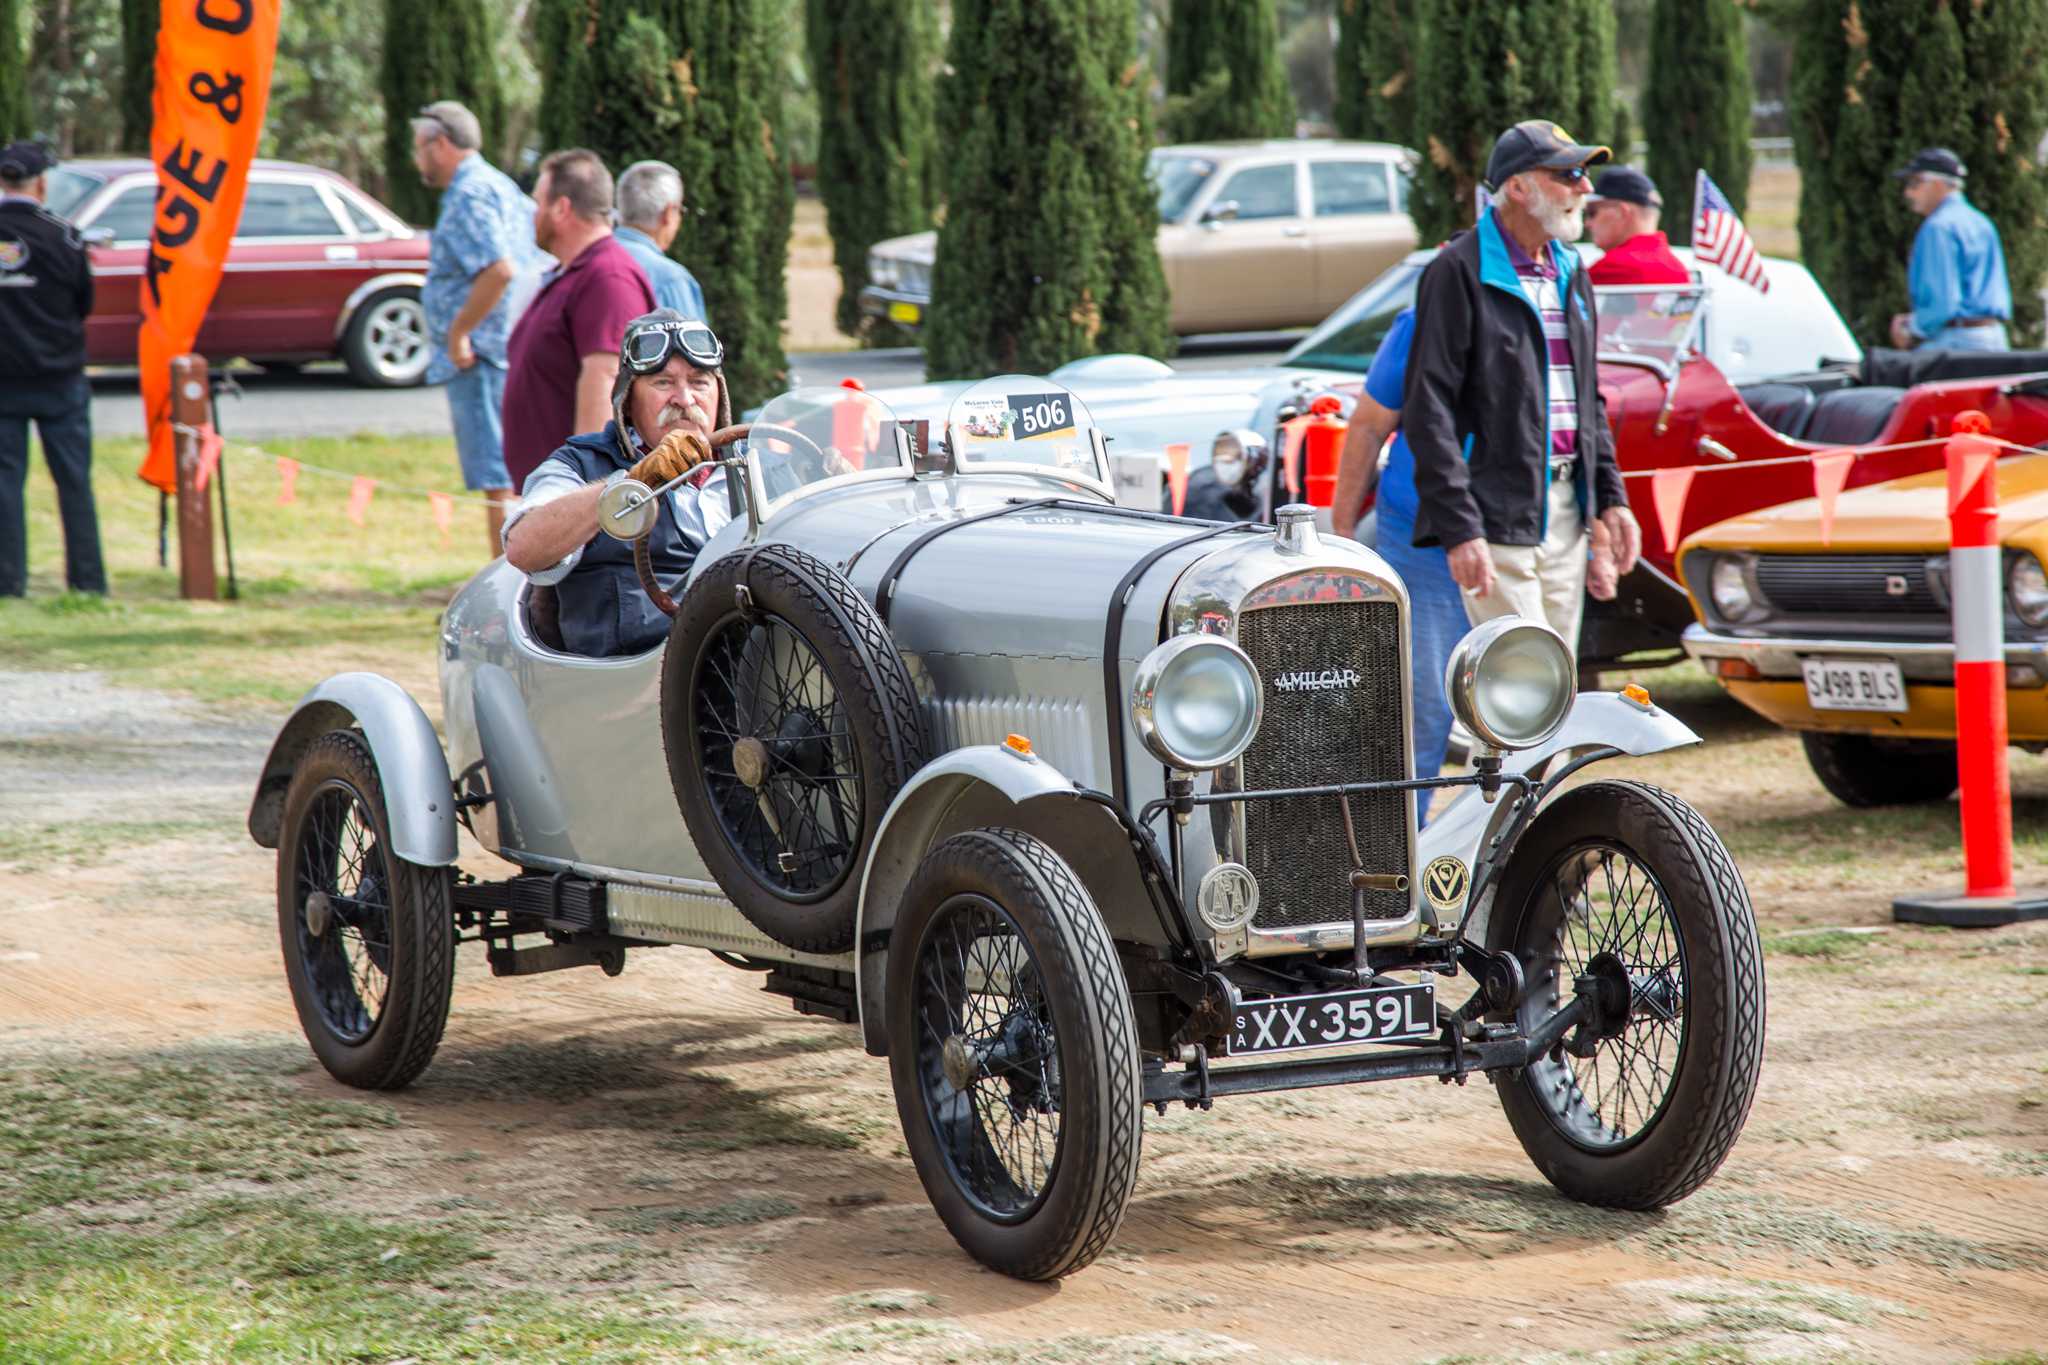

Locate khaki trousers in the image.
[1460,479,1588,657]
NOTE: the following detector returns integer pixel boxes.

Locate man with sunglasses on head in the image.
[1403,119,1641,658]
[503,311,733,657]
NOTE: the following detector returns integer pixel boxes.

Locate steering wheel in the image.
[631,421,833,618]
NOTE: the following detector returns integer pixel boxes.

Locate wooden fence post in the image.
[171,354,216,601]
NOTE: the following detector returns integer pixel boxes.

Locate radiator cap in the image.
[1274,503,1321,555]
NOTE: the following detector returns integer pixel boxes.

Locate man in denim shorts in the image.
[412,100,539,556]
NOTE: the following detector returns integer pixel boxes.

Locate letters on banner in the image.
[137,0,282,493]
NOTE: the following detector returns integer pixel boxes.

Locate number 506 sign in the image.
[1008,392,1076,440]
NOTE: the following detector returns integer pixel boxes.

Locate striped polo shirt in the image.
[1504,232,1578,460]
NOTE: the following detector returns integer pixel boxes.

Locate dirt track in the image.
[4,667,2046,1363]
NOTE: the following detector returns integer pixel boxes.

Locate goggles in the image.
[623,319,725,374]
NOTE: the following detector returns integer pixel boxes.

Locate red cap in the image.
[839,377,866,391]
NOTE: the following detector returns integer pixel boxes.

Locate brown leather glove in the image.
[627,429,712,487]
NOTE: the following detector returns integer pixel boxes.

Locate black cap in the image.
[1482,119,1611,193]
[0,141,54,182]
[1588,165,1662,207]
[1894,147,1967,180]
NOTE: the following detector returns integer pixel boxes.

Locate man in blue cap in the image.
[1889,148,2010,352]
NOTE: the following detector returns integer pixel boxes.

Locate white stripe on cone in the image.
[1951,545,2005,664]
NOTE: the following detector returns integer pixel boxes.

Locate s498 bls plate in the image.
[1225,981,1436,1057]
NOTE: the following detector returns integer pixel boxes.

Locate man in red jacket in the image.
[1585,167,1691,286]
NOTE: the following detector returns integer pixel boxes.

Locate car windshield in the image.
[945,375,1107,486]
[1281,261,1424,373]
[1594,284,1708,370]
[42,167,104,220]
[746,386,910,510]
[1150,152,1217,223]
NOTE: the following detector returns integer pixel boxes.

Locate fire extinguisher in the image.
[1298,394,1348,508]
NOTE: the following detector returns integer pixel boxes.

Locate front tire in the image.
[1801,731,1957,806]
[887,829,1142,1280]
[340,288,430,387]
[277,729,455,1090]
[1488,780,1764,1210]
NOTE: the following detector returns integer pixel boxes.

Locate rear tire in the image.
[1800,731,1957,806]
[277,729,455,1090]
[887,828,1142,1280]
[1488,780,1764,1210]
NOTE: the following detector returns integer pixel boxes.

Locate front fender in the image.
[1417,691,1699,926]
[247,672,457,866]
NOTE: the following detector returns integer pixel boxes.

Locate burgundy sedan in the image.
[48,158,434,387]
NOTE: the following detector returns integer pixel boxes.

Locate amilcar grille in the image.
[1234,598,1408,930]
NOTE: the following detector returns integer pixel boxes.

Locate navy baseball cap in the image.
[1893,147,1967,180]
[1482,120,1611,192]
[1588,166,1662,207]
[0,141,54,181]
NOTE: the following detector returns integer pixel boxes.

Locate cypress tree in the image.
[923,0,1171,378]
[536,0,793,409]
[1643,0,1751,246]
[0,0,24,141]
[1789,0,2047,346]
[1163,0,1294,143]
[120,0,156,151]
[379,0,504,227]
[1408,0,1617,245]
[804,0,937,344]
[1333,0,1422,145]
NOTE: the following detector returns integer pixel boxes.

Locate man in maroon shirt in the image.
[1585,167,1692,287]
[502,149,656,488]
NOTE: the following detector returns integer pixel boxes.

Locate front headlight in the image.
[1709,555,1761,624]
[1445,618,1573,751]
[1209,428,1265,489]
[867,252,898,289]
[2011,553,2048,627]
[1133,635,1263,771]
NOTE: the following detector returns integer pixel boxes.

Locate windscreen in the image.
[1594,285,1708,370]
[1150,151,1218,223]
[1282,261,1423,374]
[945,375,1105,485]
[747,386,909,506]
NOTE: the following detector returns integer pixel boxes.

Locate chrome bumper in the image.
[1682,623,2048,681]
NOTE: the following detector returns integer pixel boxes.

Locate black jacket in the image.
[1401,210,1627,549]
[0,197,93,380]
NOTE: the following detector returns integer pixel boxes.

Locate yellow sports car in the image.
[1677,453,2048,805]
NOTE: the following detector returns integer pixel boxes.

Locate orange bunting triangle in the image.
[193,425,223,495]
[1164,443,1191,517]
[1279,416,1311,502]
[429,492,454,544]
[275,456,299,505]
[346,475,376,528]
[1651,466,1695,555]
[1811,449,1854,546]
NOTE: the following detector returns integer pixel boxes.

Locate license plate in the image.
[887,300,922,325]
[1801,657,1907,713]
[1225,981,1436,1057]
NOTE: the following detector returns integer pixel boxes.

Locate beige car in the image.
[860,140,1419,337]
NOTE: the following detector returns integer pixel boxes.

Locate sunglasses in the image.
[1542,165,1591,186]
[624,320,725,374]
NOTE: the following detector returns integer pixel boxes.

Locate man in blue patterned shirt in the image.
[412,100,540,554]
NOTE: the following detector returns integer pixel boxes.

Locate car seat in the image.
[1802,386,1907,446]
[524,583,569,653]
[1734,383,1817,441]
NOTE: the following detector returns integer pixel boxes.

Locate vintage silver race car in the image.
[248,379,1766,1280]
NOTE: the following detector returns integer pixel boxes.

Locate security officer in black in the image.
[0,140,104,596]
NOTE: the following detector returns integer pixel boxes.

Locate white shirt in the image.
[502,457,732,586]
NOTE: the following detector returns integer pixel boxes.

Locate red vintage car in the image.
[46,157,434,387]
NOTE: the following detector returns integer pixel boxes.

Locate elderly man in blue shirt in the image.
[614,160,709,323]
[1889,147,2012,353]
[412,99,541,554]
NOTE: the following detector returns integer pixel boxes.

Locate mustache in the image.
[655,400,711,429]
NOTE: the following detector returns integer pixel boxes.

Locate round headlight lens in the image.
[2011,553,2048,627]
[1133,635,1263,771]
[1709,556,1757,623]
[1210,430,1247,488]
[1445,618,1574,751]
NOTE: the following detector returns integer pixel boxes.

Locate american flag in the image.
[1692,169,1769,293]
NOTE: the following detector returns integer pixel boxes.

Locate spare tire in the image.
[661,543,927,952]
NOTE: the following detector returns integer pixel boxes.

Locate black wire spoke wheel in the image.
[276,730,455,1091]
[1488,781,1765,1211]
[695,611,862,902]
[292,780,395,1043]
[912,894,1063,1220]
[1521,841,1687,1149]
[887,829,1141,1281]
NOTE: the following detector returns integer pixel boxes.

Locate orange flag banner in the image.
[1811,449,1855,546]
[1650,466,1696,555]
[1164,443,1191,516]
[275,456,299,504]
[346,476,376,527]
[1278,416,1311,502]
[428,492,455,543]
[136,0,283,493]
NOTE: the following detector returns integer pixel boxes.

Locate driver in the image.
[503,310,733,656]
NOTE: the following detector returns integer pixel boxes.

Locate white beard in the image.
[1534,194,1584,243]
